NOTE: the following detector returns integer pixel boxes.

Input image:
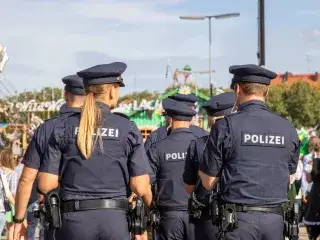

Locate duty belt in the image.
[60,199,129,213]
[234,204,283,216]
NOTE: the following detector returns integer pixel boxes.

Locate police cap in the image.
[162,98,196,121]
[202,92,236,117]
[229,64,277,88]
[62,75,85,96]
[77,62,127,87]
[168,93,198,106]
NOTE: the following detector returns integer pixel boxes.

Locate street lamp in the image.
[180,13,240,97]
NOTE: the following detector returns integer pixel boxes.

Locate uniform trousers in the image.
[224,212,283,240]
[159,210,195,240]
[55,209,130,240]
[194,211,218,240]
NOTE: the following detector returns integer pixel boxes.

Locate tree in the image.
[266,85,288,118]
[285,82,320,128]
[267,82,320,128]
[119,90,159,103]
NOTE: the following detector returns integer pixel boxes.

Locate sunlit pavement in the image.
[0,226,310,239]
[299,226,308,240]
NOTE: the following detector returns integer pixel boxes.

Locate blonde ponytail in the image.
[77,89,102,159]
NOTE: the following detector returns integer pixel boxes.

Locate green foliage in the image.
[267,82,320,128]
[119,90,159,103]
[6,87,63,102]
[266,85,288,117]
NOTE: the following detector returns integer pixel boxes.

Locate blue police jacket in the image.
[148,128,198,210]
[183,135,209,186]
[144,125,208,155]
[199,100,300,205]
[23,105,81,205]
[39,102,150,201]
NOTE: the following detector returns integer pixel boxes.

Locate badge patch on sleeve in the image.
[241,132,285,147]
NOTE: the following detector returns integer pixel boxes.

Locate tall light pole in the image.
[180,13,240,97]
[257,0,265,66]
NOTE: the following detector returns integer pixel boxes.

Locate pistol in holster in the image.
[216,203,238,240]
[283,202,299,240]
[44,189,62,230]
[129,196,147,236]
[188,192,207,220]
[146,201,160,240]
[33,203,49,229]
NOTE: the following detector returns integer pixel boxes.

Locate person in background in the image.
[0,148,24,240]
[147,98,197,240]
[144,93,208,155]
[183,92,236,240]
[14,156,24,180]
[303,137,320,240]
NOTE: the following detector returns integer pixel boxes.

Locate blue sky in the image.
[1,0,320,96]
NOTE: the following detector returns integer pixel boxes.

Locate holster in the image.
[216,204,238,239]
[283,202,299,239]
[33,203,49,229]
[129,196,147,235]
[188,192,206,219]
[210,198,219,225]
[44,189,62,230]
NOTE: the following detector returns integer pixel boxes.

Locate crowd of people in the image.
[0,62,318,240]
[294,134,320,239]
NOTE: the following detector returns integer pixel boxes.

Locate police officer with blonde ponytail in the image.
[34,62,152,240]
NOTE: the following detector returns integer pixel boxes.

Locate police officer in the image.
[183,92,235,240]
[148,98,198,240]
[198,64,300,240]
[144,93,208,154]
[31,62,152,240]
[13,75,85,239]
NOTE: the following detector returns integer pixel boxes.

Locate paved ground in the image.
[0,226,311,239]
[299,226,308,240]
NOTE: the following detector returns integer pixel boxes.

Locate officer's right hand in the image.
[132,231,148,240]
[302,195,308,204]
[13,222,28,240]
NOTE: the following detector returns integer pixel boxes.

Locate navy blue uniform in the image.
[147,98,198,240]
[184,136,219,240]
[145,93,208,155]
[38,62,150,240]
[200,101,300,240]
[40,102,150,240]
[23,105,80,204]
[183,92,235,240]
[148,128,197,240]
[199,65,300,240]
[145,125,208,155]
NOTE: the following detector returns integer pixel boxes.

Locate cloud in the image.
[296,9,320,15]
[75,2,179,23]
[2,0,319,95]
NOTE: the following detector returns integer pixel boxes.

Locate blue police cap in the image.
[229,64,277,88]
[62,75,85,96]
[202,92,236,117]
[168,93,198,106]
[162,98,196,121]
[77,62,127,87]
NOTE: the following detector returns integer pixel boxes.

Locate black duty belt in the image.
[234,205,283,216]
[61,199,129,213]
